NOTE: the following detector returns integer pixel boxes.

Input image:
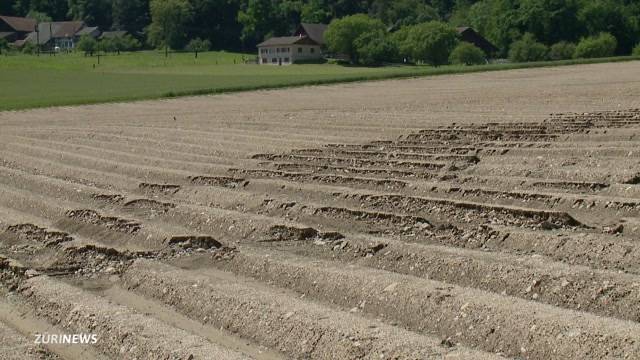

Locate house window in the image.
[262,58,267,63]
[298,47,302,53]
[310,48,315,54]
[272,58,278,63]
[284,57,289,63]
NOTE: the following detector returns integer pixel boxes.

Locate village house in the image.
[257,36,322,65]
[0,15,36,44]
[457,27,498,56]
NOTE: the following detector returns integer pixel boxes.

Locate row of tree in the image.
[324,15,640,66]
[2,0,640,57]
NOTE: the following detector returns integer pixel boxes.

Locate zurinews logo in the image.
[35,333,98,344]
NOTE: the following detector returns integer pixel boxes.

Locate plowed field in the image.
[1,61,640,359]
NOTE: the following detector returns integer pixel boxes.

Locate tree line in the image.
[2,0,639,57]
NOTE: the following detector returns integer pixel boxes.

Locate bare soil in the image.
[1,61,640,359]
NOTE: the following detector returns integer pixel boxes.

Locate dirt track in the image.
[1,61,640,359]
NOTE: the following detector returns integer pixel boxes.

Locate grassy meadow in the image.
[1,50,639,111]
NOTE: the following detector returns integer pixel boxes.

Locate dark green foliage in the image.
[26,10,51,22]
[76,34,98,55]
[67,0,112,29]
[0,38,9,54]
[508,33,548,62]
[574,33,617,59]
[579,0,638,54]
[400,21,459,66]
[449,42,486,65]
[325,14,386,63]
[111,0,150,34]
[21,41,37,54]
[634,44,640,56]
[371,0,438,28]
[186,37,211,57]
[148,0,194,51]
[354,30,398,66]
[100,34,142,53]
[548,41,576,60]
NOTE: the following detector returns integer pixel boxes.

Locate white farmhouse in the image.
[257,36,322,65]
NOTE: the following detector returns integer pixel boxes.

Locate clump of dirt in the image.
[139,182,181,195]
[66,209,141,234]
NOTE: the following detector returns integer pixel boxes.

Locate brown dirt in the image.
[1,62,640,359]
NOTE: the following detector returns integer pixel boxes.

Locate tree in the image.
[325,14,386,63]
[548,41,576,60]
[508,33,548,62]
[390,25,414,62]
[185,37,211,58]
[148,0,194,56]
[18,0,68,20]
[76,34,98,56]
[449,42,486,65]
[354,30,398,66]
[634,44,640,57]
[371,0,438,28]
[402,21,459,66]
[238,0,302,48]
[112,0,150,34]
[574,32,617,59]
[579,0,639,55]
[301,0,331,24]
[67,0,112,29]
[26,10,52,22]
[189,0,242,51]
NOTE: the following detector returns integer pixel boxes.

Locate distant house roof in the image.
[100,30,128,39]
[457,27,498,55]
[25,21,85,45]
[293,23,328,45]
[0,15,37,33]
[257,36,318,47]
[76,26,100,37]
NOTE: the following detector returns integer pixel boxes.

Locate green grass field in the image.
[1,50,638,111]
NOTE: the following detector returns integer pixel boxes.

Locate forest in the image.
[2,0,639,57]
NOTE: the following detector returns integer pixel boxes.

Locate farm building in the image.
[0,15,36,44]
[457,27,498,56]
[24,21,98,50]
[100,30,129,40]
[257,36,322,65]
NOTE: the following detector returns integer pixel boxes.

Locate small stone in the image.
[24,269,39,278]
[383,283,398,293]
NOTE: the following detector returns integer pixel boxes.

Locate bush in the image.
[185,38,211,58]
[354,30,398,66]
[574,33,617,59]
[325,14,386,63]
[634,44,640,56]
[508,33,548,62]
[0,38,8,54]
[76,35,98,56]
[449,42,486,65]
[21,41,37,54]
[548,41,576,61]
[401,21,459,66]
